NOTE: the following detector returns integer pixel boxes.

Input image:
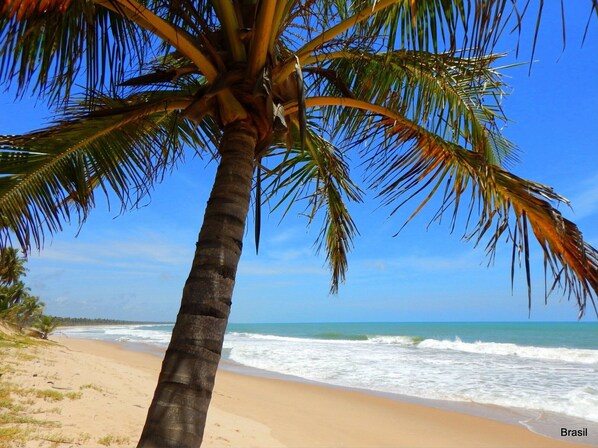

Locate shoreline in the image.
[56,330,598,445]
[36,335,594,448]
[217,355,598,443]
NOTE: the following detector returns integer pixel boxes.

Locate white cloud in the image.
[360,251,479,274]
[29,232,191,271]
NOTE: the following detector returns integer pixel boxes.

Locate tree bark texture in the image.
[138,121,257,447]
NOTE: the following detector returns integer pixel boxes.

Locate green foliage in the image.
[0,92,202,251]
[0,248,45,331]
[0,0,145,104]
[51,316,168,326]
[0,247,25,285]
[33,316,60,340]
[0,287,44,330]
[0,282,25,313]
[0,247,26,315]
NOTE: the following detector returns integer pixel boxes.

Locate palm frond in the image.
[365,110,598,317]
[277,1,588,84]
[321,50,518,167]
[97,0,219,80]
[0,0,146,104]
[119,51,202,88]
[356,0,521,56]
[156,0,216,36]
[284,96,597,316]
[1,0,74,20]
[0,91,199,252]
[264,125,362,293]
[247,0,278,75]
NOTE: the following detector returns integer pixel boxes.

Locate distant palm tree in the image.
[0,247,26,285]
[12,294,44,331]
[34,314,60,339]
[0,247,27,316]
[0,281,24,314]
[1,1,597,446]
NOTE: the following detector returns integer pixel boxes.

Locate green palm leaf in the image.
[364,108,598,316]
[0,91,199,250]
[0,0,146,104]
[314,50,517,167]
[281,95,596,315]
[277,0,548,83]
[264,122,362,293]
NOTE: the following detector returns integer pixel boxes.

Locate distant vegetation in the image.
[51,317,170,326]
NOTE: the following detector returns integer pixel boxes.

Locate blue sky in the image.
[1,4,597,323]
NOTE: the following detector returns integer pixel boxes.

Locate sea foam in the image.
[416,337,598,364]
[62,323,598,424]
[223,331,598,423]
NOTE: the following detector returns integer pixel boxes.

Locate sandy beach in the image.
[0,331,594,448]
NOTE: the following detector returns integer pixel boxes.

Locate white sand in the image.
[0,333,593,448]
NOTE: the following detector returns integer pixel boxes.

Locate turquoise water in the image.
[227,321,598,349]
[129,321,598,349]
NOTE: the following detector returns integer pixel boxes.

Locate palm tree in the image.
[0,1,597,446]
[0,247,27,318]
[0,281,25,311]
[12,293,45,330]
[0,247,26,285]
[34,314,60,339]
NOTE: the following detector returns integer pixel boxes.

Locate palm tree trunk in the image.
[138,121,257,448]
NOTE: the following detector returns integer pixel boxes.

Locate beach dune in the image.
[1,335,593,448]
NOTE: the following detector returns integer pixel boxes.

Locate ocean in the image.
[61,321,598,441]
